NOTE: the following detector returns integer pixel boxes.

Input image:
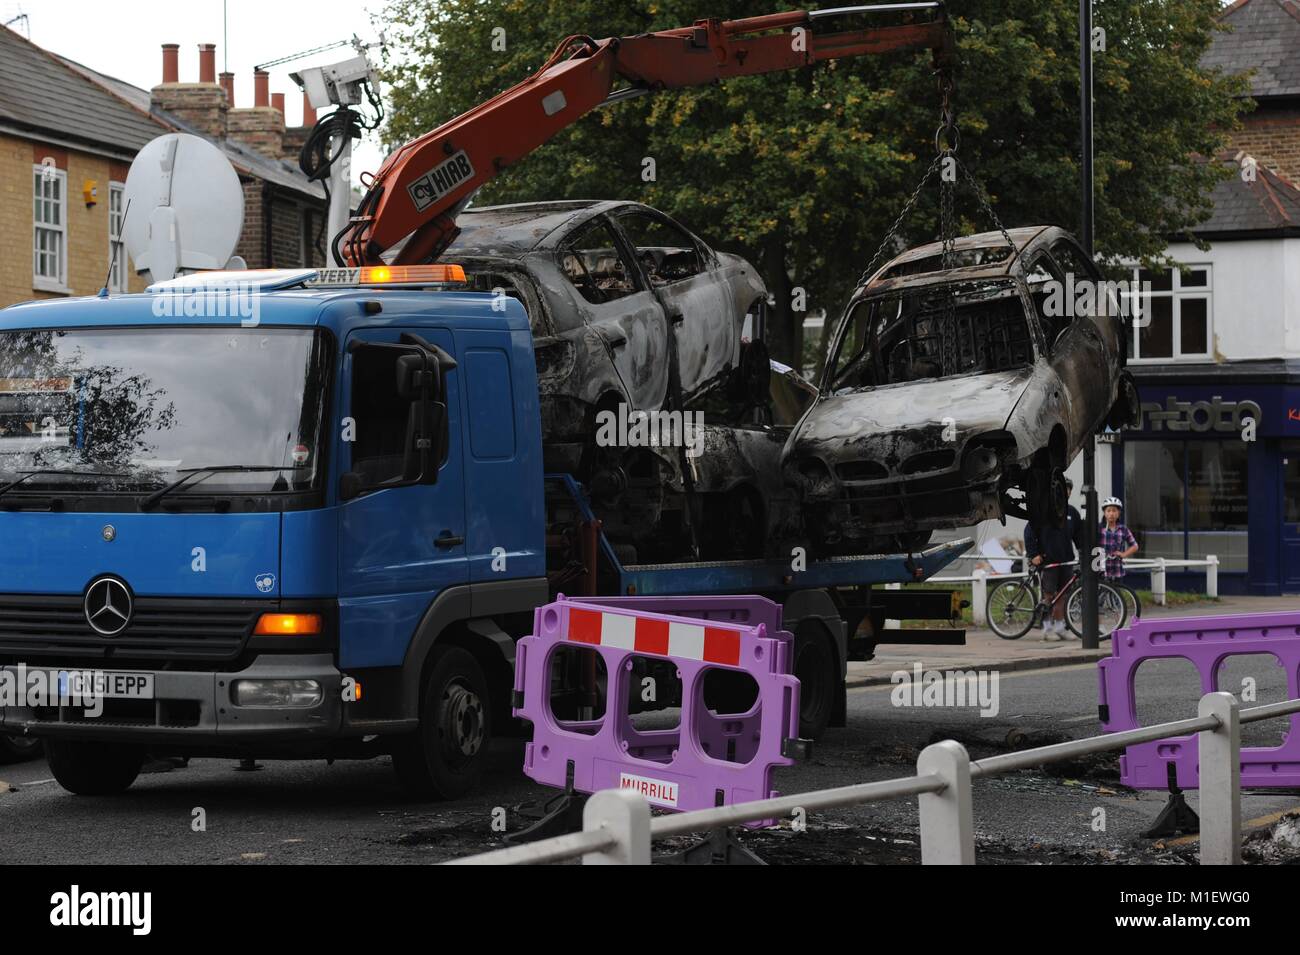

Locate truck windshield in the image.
[828,279,1034,393]
[0,327,331,495]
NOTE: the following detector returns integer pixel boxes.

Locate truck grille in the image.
[0,594,266,663]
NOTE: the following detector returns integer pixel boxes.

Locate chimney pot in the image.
[198,43,217,84]
[254,70,269,108]
[220,71,235,106]
[271,92,286,115]
[302,92,317,127]
[161,43,179,84]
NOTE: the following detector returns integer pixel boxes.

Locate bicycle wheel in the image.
[1117,583,1141,625]
[1065,583,1125,639]
[986,579,1038,639]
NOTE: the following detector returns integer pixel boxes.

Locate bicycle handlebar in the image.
[1026,558,1079,571]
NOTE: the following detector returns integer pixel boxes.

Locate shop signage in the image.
[1139,395,1262,433]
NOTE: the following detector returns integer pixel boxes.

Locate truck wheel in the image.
[392,645,490,800]
[793,625,836,740]
[45,740,143,795]
[0,732,42,764]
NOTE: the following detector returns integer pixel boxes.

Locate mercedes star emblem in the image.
[84,577,133,636]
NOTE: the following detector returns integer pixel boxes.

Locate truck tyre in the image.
[0,732,42,764]
[793,624,836,740]
[45,739,143,795]
[392,645,490,800]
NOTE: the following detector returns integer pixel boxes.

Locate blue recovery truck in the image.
[0,269,969,798]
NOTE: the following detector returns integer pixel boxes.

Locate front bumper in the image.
[0,653,343,745]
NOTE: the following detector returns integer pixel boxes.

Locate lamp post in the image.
[1080,0,1100,650]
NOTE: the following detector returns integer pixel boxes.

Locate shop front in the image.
[1113,381,1300,595]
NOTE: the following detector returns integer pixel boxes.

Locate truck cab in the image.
[0,269,547,798]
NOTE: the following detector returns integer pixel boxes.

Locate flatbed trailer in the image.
[546,473,972,737]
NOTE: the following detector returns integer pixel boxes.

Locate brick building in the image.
[0,26,326,309]
[1203,0,1300,183]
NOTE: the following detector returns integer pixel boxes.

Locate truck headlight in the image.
[231,679,323,708]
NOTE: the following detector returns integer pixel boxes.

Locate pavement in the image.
[847,593,1300,687]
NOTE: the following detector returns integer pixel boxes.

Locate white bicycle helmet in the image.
[1102,496,1123,510]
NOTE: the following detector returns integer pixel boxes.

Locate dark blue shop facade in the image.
[1113,372,1300,596]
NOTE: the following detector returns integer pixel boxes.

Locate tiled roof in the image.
[0,24,169,155]
[1192,153,1300,236]
[56,55,322,200]
[1203,0,1300,99]
[0,25,320,199]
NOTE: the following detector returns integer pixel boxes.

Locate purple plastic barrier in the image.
[1099,611,1300,788]
[513,594,802,815]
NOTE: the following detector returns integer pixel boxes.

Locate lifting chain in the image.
[960,157,1017,257]
[936,67,958,274]
[936,67,958,340]
[855,152,947,288]
[856,61,1016,297]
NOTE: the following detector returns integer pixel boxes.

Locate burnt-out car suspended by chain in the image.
[783,226,1140,555]
[439,199,770,561]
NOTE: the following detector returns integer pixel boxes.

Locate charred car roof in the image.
[859,225,1065,297]
[446,199,651,257]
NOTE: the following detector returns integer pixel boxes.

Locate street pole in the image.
[1080,0,1099,650]
[328,136,352,257]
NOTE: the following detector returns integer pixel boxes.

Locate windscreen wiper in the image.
[139,465,305,510]
[0,469,133,501]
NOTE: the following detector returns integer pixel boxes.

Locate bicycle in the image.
[985,560,1126,640]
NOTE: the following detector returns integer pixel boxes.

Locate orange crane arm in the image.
[338,3,954,266]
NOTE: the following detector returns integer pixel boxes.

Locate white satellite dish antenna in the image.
[123,133,243,283]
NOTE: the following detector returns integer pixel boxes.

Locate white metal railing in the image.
[445,692,1300,866]
[935,555,1221,625]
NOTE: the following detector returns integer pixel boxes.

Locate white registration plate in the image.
[63,671,155,700]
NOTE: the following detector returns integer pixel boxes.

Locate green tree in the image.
[381,0,1245,368]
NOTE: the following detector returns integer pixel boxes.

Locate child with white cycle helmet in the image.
[1099,496,1138,580]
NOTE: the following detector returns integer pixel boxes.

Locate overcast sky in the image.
[3,0,390,183]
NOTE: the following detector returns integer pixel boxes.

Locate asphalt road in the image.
[3,659,1299,864]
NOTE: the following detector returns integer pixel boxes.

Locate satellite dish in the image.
[123,133,243,283]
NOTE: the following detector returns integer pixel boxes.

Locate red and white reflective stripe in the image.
[565,607,741,666]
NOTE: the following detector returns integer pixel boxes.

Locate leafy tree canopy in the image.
[381,0,1247,366]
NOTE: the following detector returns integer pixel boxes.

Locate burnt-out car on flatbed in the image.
[441,199,767,470]
[440,199,770,561]
[783,226,1139,555]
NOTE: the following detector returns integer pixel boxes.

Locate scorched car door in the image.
[560,217,669,411]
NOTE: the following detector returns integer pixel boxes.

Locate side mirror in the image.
[395,352,436,400]
[401,398,448,485]
[339,470,364,502]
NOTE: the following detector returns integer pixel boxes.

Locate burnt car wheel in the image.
[1026,465,1068,528]
[1107,372,1141,431]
